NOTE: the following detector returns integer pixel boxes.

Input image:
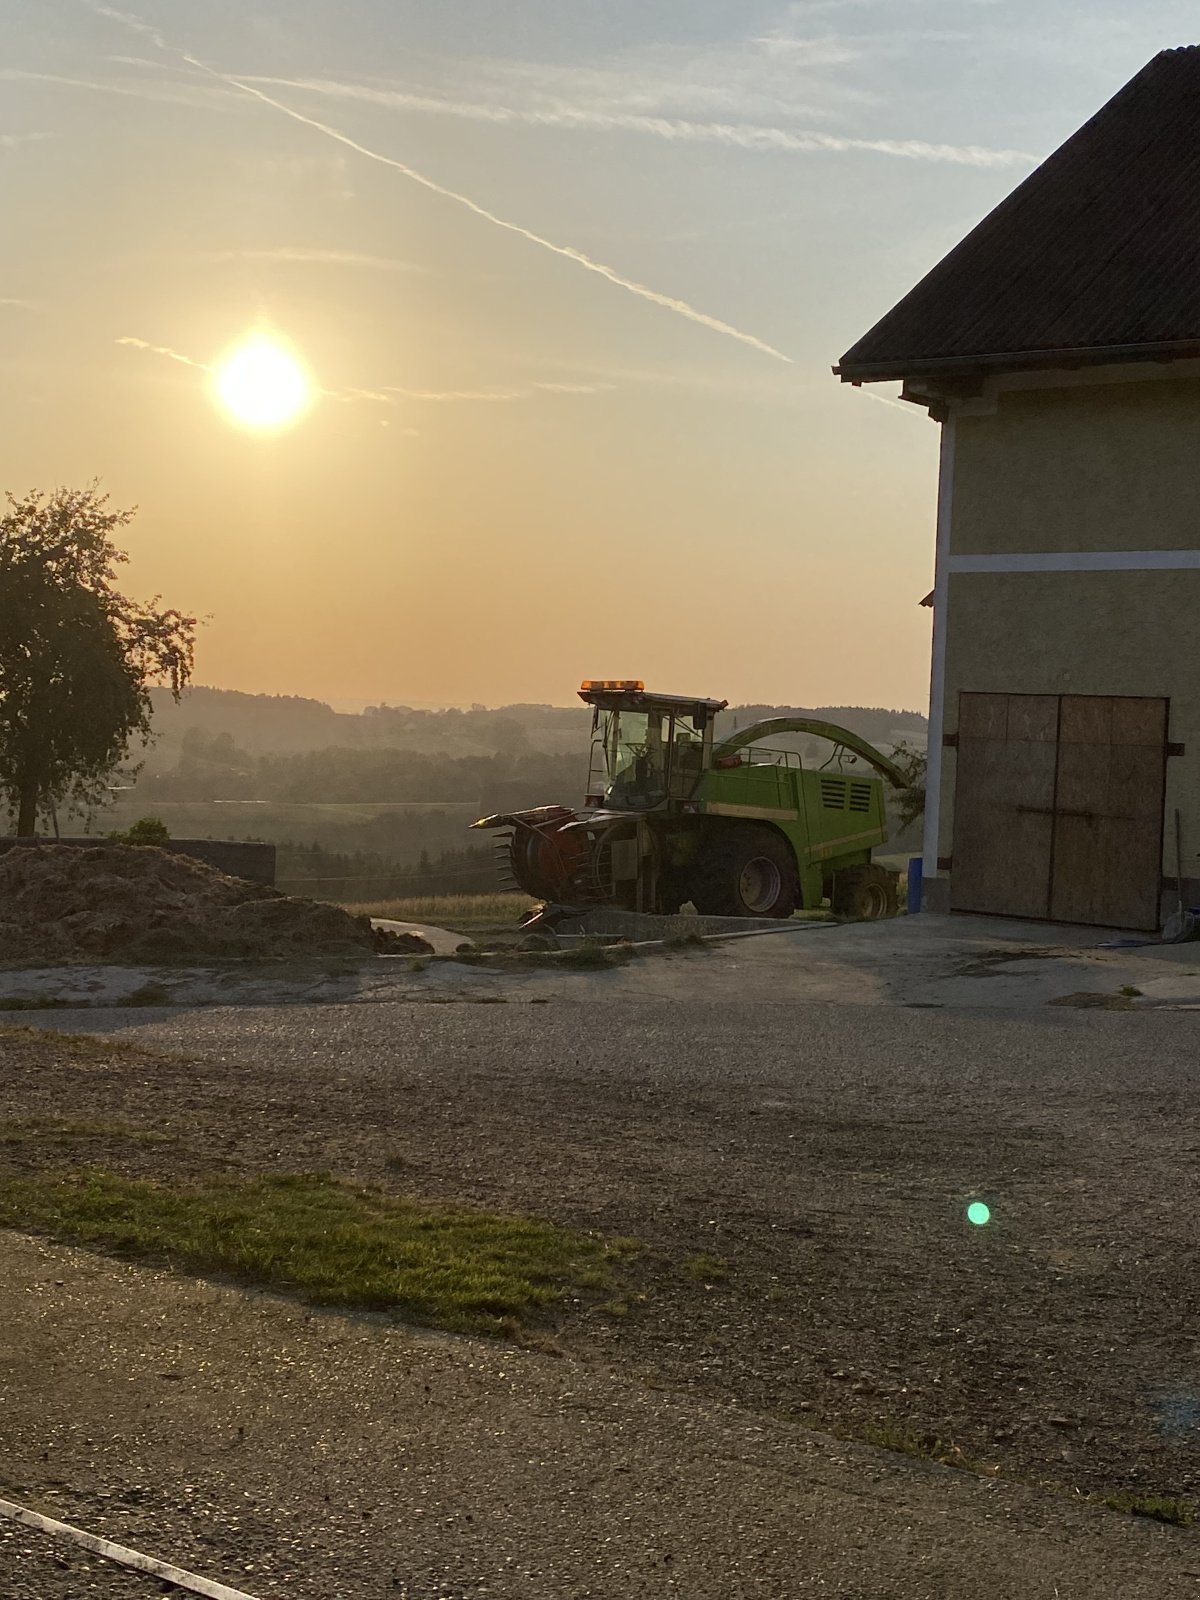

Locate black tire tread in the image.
[831,862,898,920]
[689,826,799,919]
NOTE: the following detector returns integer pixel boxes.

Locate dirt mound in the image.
[0,845,429,964]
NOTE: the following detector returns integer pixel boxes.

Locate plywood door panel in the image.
[1049,696,1165,930]
[957,692,1010,741]
[1109,696,1168,747]
[1058,694,1112,746]
[951,693,1057,918]
[1005,695,1059,744]
[950,693,1166,930]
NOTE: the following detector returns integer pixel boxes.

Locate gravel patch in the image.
[2,1231,1197,1600]
[2,1001,1198,1513]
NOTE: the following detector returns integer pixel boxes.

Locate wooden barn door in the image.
[950,694,1059,920]
[950,693,1167,930]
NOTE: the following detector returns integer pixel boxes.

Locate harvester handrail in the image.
[712,718,911,789]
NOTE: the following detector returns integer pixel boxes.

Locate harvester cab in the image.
[579,680,726,813]
[473,680,911,922]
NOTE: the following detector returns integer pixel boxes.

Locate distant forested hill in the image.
[147,687,926,769]
[108,689,927,885]
[145,688,589,760]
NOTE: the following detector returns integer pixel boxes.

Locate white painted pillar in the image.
[922,413,956,882]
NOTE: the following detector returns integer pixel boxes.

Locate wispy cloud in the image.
[82,2,168,52]
[79,4,793,365]
[117,335,210,371]
[781,0,1000,12]
[0,131,55,149]
[199,247,427,273]
[115,333,599,417]
[383,381,616,403]
[104,54,170,70]
[0,297,42,309]
[0,68,229,111]
[246,75,1032,169]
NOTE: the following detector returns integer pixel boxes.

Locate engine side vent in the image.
[848,782,874,814]
[820,777,848,810]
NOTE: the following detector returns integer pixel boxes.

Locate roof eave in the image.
[834,337,1200,386]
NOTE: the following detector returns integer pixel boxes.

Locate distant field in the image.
[93,800,483,869]
[343,893,533,929]
[100,801,481,829]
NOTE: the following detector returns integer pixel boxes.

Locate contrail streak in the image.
[193,69,793,364]
[860,388,924,418]
[79,2,793,364]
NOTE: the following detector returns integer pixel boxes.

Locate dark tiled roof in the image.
[836,46,1200,382]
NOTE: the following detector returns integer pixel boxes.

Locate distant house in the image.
[835,46,1200,930]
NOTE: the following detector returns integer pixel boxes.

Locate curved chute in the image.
[712,717,911,789]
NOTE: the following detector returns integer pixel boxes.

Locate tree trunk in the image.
[16,782,38,837]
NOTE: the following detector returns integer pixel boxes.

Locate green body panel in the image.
[672,757,887,908]
[600,716,896,910]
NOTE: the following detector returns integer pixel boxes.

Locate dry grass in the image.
[1096,1491,1195,1526]
[342,892,533,930]
[0,1117,174,1146]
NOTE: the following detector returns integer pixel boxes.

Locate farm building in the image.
[836,45,1200,932]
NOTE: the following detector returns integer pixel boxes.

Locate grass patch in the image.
[342,893,534,931]
[662,932,711,952]
[1118,985,1143,998]
[0,996,73,1012]
[837,1418,1192,1523]
[0,1025,151,1060]
[1048,991,1137,1011]
[1096,1492,1194,1527]
[847,1420,996,1477]
[685,1251,729,1283]
[0,1168,629,1338]
[555,940,634,970]
[440,939,636,972]
[0,1117,173,1146]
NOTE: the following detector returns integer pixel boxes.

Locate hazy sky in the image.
[2,2,1196,709]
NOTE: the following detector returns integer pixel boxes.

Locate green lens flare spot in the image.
[967,1201,991,1227]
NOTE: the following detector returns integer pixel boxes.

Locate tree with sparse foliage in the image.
[0,486,196,835]
[890,740,928,831]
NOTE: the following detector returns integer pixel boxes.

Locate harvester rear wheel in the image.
[689,826,798,919]
[831,863,897,920]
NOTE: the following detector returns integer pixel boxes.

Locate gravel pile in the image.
[0,844,424,963]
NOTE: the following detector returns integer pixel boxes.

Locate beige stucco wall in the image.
[952,376,1200,555]
[931,371,1200,911]
[936,568,1200,890]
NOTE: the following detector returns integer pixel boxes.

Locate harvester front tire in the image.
[689,827,798,919]
[831,863,898,920]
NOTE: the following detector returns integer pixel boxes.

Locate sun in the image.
[212,334,312,430]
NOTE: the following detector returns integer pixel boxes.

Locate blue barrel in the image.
[906,855,923,915]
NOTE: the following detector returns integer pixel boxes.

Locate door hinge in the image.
[942,732,959,748]
[937,855,953,872]
[1167,742,1185,758]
